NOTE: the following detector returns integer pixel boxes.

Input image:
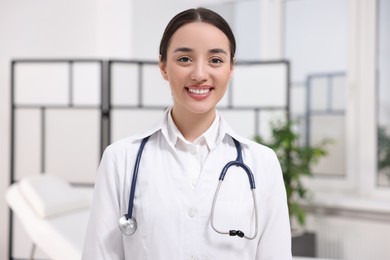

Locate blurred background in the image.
[0,0,389,259]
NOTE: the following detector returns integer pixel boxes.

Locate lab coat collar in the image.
[166,107,221,151]
[218,113,252,147]
[129,107,252,148]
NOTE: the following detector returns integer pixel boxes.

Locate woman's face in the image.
[160,22,234,117]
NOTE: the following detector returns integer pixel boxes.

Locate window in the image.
[377,0,390,187]
[284,0,347,177]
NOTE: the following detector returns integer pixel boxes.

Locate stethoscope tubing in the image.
[218,161,256,189]
[210,138,259,240]
[126,136,150,219]
[210,180,258,240]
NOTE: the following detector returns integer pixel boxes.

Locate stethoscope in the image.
[119,135,258,240]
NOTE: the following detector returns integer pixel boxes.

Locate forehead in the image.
[168,22,230,51]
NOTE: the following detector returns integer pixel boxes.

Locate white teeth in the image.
[188,88,210,95]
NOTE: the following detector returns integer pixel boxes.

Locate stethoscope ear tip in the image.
[229,230,245,238]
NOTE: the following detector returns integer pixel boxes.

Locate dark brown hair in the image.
[159,7,236,63]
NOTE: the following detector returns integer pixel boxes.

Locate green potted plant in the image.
[255,119,329,228]
[255,119,330,256]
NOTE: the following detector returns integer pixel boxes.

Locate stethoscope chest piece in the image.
[119,214,137,236]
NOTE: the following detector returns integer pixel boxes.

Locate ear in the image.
[159,56,168,81]
[229,58,235,79]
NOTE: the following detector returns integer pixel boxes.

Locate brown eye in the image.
[210,58,223,64]
[178,56,192,63]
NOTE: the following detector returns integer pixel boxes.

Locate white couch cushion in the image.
[19,174,90,218]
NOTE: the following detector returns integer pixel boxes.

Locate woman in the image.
[82,7,292,260]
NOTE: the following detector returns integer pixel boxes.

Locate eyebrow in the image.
[173,47,193,53]
[208,48,228,55]
[173,47,228,55]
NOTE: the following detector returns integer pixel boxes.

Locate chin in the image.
[188,104,216,115]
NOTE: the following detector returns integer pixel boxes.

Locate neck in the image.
[171,108,216,142]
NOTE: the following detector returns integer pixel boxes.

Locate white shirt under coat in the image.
[82,108,292,260]
[167,109,219,188]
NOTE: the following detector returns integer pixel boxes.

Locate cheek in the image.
[215,68,233,85]
[166,65,188,82]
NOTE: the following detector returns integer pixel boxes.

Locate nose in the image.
[191,62,208,82]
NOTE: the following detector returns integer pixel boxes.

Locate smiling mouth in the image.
[187,88,212,95]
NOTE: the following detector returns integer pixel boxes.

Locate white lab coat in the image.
[82,109,292,260]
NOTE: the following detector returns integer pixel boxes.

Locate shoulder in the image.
[102,133,154,162]
[236,135,278,161]
[103,107,170,157]
[104,136,138,154]
[219,112,276,160]
[223,132,281,182]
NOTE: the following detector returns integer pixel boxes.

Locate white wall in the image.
[0,0,133,258]
[130,0,264,61]
[130,0,238,60]
[233,0,262,60]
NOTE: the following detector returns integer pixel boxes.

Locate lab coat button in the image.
[188,208,197,217]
